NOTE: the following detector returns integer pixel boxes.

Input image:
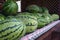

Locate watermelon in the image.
[7,16,15,19]
[2,0,18,15]
[51,14,59,21]
[25,5,41,13]
[0,18,26,40]
[16,13,38,33]
[0,14,5,21]
[40,7,53,23]
[41,7,49,14]
[18,12,47,28]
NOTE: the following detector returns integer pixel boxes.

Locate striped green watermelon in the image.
[25,5,40,13]
[7,16,15,19]
[0,18,26,40]
[51,14,59,21]
[41,7,53,22]
[29,13,47,28]
[0,14,5,21]
[2,0,18,15]
[18,12,47,28]
[16,13,38,33]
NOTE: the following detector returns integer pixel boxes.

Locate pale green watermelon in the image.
[0,18,26,40]
[19,12,47,28]
[52,14,59,21]
[16,13,38,33]
[0,14,5,21]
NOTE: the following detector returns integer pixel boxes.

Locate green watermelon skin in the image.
[51,14,59,21]
[18,12,47,28]
[16,14,38,33]
[40,7,53,23]
[2,1,18,15]
[29,13,47,28]
[0,18,26,40]
[7,16,15,19]
[26,5,41,13]
[0,14,5,21]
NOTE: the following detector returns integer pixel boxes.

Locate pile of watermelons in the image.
[0,0,59,40]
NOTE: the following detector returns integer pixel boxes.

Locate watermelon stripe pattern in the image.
[16,14,38,33]
[0,24,22,38]
[2,1,18,15]
[17,15,37,21]
[0,18,26,40]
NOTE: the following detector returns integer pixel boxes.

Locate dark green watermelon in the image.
[25,5,42,13]
[2,1,18,15]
